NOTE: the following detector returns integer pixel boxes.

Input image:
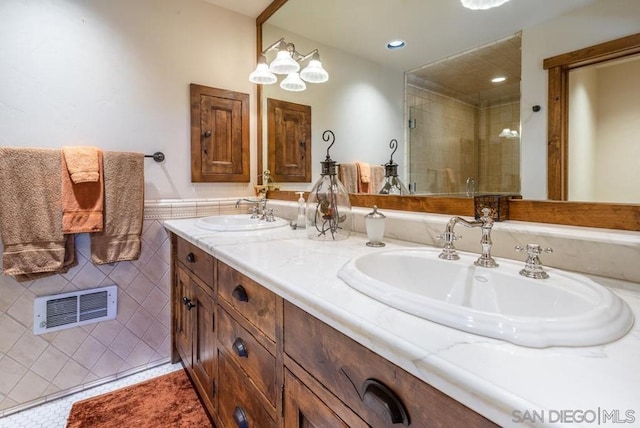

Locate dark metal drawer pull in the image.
[232,338,248,358]
[186,252,195,263]
[182,297,195,310]
[232,285,249,302]
[360,378,410,425]
[233,406,249,428]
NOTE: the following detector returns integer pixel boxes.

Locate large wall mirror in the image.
[256,0,640,231]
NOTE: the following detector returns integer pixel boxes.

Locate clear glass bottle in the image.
[378,138,409,195]
[378,161,409,195]
[306,151,352,241]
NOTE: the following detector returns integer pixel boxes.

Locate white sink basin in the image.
[338,248,634,348]
[195,215,289,232]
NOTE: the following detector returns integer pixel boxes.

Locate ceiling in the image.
[202,0,272,18]
[264,0,598,72]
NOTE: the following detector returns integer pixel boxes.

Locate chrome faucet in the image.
[438,207,498,268]
[236,196,267,218]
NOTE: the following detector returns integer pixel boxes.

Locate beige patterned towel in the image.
[90,151,144,264]
[0,148,75,278]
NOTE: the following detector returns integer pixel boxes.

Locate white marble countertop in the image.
[164,218,640,427]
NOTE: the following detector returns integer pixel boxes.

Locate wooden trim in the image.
[268,191,640,231]
[543,33,640,70]
[256,0,289,186]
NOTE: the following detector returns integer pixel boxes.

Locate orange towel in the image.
[61,149,104,234]
[62,146,100,183]
[356,162,371,193]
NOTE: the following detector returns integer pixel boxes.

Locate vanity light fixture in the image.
[386,40,406,50]
[249,38,329,91]
[491,76,507,83]
[460,0,510,10]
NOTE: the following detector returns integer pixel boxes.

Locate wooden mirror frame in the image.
[257,1,640,231]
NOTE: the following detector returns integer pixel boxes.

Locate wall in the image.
[0,0,257,200]
[595,58,640,203]
[262,24,405,191]
[0,0,256,415]
[568,67,598,201]
[520,0,640,200]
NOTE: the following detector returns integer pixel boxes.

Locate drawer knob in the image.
[233,406,249,428]
[232,338,248,358]
[360,379,410,425]
[232,285,249,302]
[186,252,195,263]
[182,297,195,310]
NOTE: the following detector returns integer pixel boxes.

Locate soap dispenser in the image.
[295,192,306,229]
[365,206,386,247]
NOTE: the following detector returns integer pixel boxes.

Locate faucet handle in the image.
[265,208,275,222]
[249,205,259,219]
[515,244,553,279]
[436,232,461,242]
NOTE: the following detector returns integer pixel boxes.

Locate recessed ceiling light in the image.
[386,40,406,50]
[491,76,507,83]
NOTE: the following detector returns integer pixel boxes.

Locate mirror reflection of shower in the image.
[406,33,521,196]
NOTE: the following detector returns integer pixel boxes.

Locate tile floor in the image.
[0,362,183,428]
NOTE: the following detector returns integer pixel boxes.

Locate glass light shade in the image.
[306,160,352,241]
[269,49,300,75]
[249,62,277,84]
[300,59,329,83]
[280,73,306,92]
[460,0,510,10]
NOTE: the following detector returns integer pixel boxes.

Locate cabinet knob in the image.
[360,379,410,425]
[233,406,249,428]
[182,297,195,310]
[204,130,212,138]
[232,338,248,358]
[232,285,249,302]
[186,252,195,263]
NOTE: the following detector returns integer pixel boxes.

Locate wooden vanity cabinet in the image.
[171,234,496,427]
[283,301,496,428]
[215,261,281,427]
[172,236,217,416]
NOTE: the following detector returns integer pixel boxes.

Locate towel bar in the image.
[144,152,165,162]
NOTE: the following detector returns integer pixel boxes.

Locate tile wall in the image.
[407,85,520,194]
[0,198,243,416]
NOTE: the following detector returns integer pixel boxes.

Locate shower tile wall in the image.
[478,101,521,193]
[408,85,477,194]
[407,85,520,194]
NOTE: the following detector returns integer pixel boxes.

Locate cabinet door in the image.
[190,84,249,182]
[284,370,363,428]
[192,281,217,414]
[267,98,311,183]
[174,267,193,366]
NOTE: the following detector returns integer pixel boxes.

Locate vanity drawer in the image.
[217,306,276,405]
[217,353,276,428]
[176,237,214,288]
[217,261,276,342]
[283,301,496,427]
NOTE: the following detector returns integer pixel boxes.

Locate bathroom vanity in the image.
[165,211,640,427]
